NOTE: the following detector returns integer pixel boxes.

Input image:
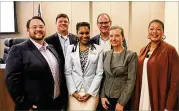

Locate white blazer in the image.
[65,43,103,97]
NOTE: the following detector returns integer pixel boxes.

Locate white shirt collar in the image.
[57,32,69,39]
[30,39,49,50]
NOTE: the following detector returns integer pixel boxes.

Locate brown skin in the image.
[72,26,91,102]
[148,22,164,52]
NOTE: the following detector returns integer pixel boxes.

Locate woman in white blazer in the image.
[65,22,103,110]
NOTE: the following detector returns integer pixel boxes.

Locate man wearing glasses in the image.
[90,13,112,52]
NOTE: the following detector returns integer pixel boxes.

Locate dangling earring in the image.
[162,35,166,40]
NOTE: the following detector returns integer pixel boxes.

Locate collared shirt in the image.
[99,35,111,52]
[30,39,60,99]
[57,32,70,57]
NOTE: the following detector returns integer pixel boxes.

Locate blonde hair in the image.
[110,25,124,37]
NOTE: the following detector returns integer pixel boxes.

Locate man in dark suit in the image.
[5,16,68,110]
[90,13,112,52]
[45,13,77,60]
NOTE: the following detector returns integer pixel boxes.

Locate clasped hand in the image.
[72,92,91,102]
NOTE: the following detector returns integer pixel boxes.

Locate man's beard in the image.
[31,36,44,40]
[29,31,45,41]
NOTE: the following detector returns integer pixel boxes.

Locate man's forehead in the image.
[98,15,110,20]
[57,17,68,20]
[30,19,44,25]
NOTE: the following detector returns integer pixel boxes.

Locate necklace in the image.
[146,51,152,58]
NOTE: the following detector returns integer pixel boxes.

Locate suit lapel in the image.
[97,35,100,45]
[69,33,77,45]
[27,40,49,66]
[104,50,113,76]
[54,33,64,56]
[74,44,83,75]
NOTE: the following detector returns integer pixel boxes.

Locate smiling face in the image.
[27,19,46,41]
[56,17,69,33]
[97,14,111,34]
[77,26,90,45]
[109,28,124,48]
[148,22,164,43]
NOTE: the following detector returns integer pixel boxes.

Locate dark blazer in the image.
[45,32,77,60]
[100,49,137,106]
[90,34,113,50]
[90,34,100,45]
[5,39,68,110]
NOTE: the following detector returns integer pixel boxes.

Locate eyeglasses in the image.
[97,21,110,25]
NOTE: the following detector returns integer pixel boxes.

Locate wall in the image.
[164,2,179,52]
[130,2,165,53]
[1,1,177,58]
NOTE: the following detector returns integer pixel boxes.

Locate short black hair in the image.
[56,13,69,22]
[76,22,90,33]
[148,19,164,32]
[26,16,45,28]
[73,22,95,52]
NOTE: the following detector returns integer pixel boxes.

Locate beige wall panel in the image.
[0,1,167,58]
[130,2,150,54]
[165,2,178,52]
[17,2,34,37]
[92,2,110,37]
[71,2,89,35]
[149,2,165,21]
[130,2,165,54]
[110,2,129,44]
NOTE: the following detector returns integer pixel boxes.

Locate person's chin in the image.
[151,39,161,43]
[35,36,44,40]
[60,28,67,31]
[81,41,89,45]
[111,44,117,47]
[101,30,108,33]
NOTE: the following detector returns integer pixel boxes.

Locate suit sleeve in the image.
[87,48,103,97]
[165,48,179,110]
[65,45,77,95]
[5,45,26,107]
[117,52,138,106]
[56,49,69,110]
